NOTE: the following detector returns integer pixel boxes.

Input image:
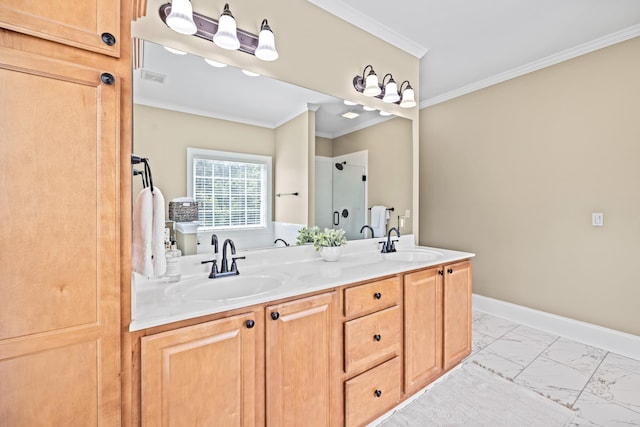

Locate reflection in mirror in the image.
[133,40,412,251]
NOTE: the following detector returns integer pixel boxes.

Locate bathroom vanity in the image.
[130,238,474,426]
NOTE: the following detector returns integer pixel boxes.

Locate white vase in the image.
[320,246,342,262]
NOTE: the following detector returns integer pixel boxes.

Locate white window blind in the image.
[191,154,269,229]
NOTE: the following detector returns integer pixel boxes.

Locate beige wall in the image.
[274,111,311,225]
[419,37,640,335]
[334,117,413,233]
[133,104,275,204]
[316,136,333,158]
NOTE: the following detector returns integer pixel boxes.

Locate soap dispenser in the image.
[165,240,182,282]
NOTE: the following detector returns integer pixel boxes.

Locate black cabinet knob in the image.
[373,334,381,342]
[100,73,115,85]
[374,292,382,300]
[271,312,280,320]
[374,389,382,398]
[101,32,116,46]
[438,270,444,276]
[245,320,255,329]
[447,268,453,274]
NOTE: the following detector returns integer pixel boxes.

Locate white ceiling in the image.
[309,0,640,105]
[134,1,640,136]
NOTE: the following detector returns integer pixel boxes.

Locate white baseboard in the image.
[473,294,640,361]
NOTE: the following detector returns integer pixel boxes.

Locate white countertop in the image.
[130,235,475,331]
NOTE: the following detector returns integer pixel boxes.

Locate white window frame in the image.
[187,147,272,231]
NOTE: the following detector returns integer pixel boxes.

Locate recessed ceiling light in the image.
[341,110,360,119]
[242,69,260,77]
[362,105,376,111]
[164,46,187,55]
[343,100,358,106]
[204,58,227,68]
[379,110,392,116]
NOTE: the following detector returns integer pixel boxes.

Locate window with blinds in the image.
[191,152,270,229]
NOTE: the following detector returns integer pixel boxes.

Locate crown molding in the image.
[307,0,428,58]
[421,25,640,109]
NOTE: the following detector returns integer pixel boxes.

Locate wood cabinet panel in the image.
[141,313,259,427]
[344,305,401,376]
[266,292,338,427]
[0,46,120,425]
[344,276,401,318]
[443,260,472,370]
[404,267,444,394]
[0,0,120,57]
[344,356,401,427]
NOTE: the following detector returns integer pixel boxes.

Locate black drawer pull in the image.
[438,270,444,276]
[101,32,116,46]
[374,292,382,299]
[373,334,381,342]
[374,389,382,398]
[447,268,453,274]
[245,320,255,329]
[271,312,280,320]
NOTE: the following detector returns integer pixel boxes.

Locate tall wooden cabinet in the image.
[266,292,339,427]
[0,2,129,425]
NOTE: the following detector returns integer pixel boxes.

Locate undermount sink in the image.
[166,273,286,302]
[383,249,443,263]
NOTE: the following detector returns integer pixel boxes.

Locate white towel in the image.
[132,187,166,278]
[371,206,389,238]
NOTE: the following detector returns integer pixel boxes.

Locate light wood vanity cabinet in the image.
[343,277,403,427]
[141,312,261,426]
[0,0,121,57]
[266,292,340,427]
[403,260,472,395]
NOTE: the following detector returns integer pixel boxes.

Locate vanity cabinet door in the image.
[266,292,339,427]
[443,260,472,370]
[404,266,444,394]
[0,47,120,426]
[0,0,120,57]
[141,312,260,427]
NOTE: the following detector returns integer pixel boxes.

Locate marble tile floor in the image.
[469,311,640,426]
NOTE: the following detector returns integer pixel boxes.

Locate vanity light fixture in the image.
[213,3,240,50]
[204,58,227,67]
[159,2,278,61]
[399,80,417,108]
[381,74,400,103]
[353,65,416,108]
[165,0,197,34]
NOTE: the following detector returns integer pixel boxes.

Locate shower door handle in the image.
[333,211,339,226]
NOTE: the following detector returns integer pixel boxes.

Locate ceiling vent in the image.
[140,69,167,84]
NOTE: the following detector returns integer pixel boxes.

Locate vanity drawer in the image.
[345,356,401,427]
[344,276,401,318]
[344,305,401,375]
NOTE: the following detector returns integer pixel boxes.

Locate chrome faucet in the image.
[200,234,220,278]
[380,227,400,253]
[359,225,374,238]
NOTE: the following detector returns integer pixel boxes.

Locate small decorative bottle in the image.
[165,240,182,282]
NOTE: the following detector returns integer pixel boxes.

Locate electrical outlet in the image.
[592,212,604,227]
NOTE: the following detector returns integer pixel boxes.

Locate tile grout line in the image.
[511,335,561,382]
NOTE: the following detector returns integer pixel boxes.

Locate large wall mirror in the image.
[133,41,412,251]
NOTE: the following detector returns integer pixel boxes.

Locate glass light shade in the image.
[242,69,260,77]
[379,110,392,116]
[363,73,381,97]
[166,0,197,35]
[382,80,400,103]
[343,100,358,106]
[255,28,278,61]
[213,14,240,50]
[399,87,417,108]
[204,58,227,68]
[362,105,376,111]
